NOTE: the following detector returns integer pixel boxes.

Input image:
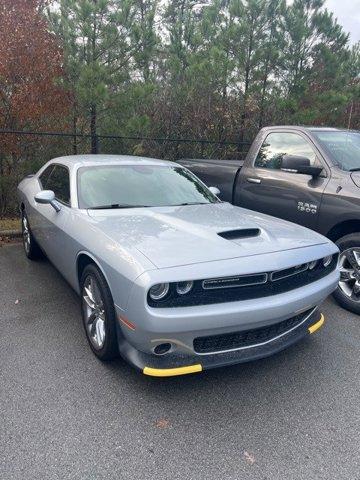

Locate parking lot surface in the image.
[1,243,360,480]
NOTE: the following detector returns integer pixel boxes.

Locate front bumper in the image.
[117,308,325,377]
[116,268,338,356]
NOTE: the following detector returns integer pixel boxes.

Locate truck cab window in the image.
[255,132,319,169]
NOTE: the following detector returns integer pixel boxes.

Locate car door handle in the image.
[247,177,261,184]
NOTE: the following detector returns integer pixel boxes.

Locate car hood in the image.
[88,202,328,269]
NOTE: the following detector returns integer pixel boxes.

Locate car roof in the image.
[48,154,175,169]
[262,125,359,133]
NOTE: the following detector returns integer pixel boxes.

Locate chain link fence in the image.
[0,129,251,216]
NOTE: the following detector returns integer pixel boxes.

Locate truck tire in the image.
[333,233,360,315]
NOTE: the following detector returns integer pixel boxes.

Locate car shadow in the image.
[16,245,336,425]
[104,333,323,404]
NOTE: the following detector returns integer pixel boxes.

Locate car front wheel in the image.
[80,264,119,361]
[333,232,360,315]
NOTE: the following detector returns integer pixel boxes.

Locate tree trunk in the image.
[239,19,254,144]
[73,112,78,155]
[90,104,98,154]
[90,0,98,154]
[258,47,271,129]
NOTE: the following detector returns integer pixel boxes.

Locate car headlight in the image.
[176,281,194,295]
[149,283,169,300]
[308,260,317,270]
[323,255,332,267]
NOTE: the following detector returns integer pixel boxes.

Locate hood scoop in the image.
[218,228,260,240]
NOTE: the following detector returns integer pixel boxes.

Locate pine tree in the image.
[48,0,136,153]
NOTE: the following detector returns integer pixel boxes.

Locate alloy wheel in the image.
[338,248,360,301]
[22,215,31,254]
[82,275,106,349]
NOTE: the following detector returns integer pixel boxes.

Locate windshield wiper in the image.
[90,202,217,209]
[89,204,150,210]
[349,168,360,172]
[177,202,209,206]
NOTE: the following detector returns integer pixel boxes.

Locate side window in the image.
[39,165,54,189]
[255,132,320,170]
[46,165,71,205]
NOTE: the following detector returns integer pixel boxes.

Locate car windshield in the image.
[311,130,360,171]
[77,164,219,209]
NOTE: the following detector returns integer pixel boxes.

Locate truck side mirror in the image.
[281,155,322,177]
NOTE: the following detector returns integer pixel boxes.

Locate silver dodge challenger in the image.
[17,155,339,376]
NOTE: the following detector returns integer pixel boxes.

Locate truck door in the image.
[235,130,329,230]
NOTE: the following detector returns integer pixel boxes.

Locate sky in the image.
[325,0,360,45]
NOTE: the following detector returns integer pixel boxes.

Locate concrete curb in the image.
[0,229,22,238]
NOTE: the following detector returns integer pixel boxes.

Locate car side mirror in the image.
[281,155,322,177]
[34,190,61,212]
[209,186,221,196]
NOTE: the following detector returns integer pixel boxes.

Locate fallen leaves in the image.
[0,235,11,245]
[155,418,170,429]
[0,235,21,246]
[243,450,256,465]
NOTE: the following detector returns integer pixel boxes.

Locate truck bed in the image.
[179,158,244,203]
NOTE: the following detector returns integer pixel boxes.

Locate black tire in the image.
[80,264,119,361]
[333,232,360,315]
[21,211,43,260]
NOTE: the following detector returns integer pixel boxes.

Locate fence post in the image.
[90,104,98,154]
[91,133,99,154]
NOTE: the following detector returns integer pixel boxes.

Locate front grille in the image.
[202,273,267,290]
[270,263,308,281]
[193,309,313,354]
[148,254,337,308]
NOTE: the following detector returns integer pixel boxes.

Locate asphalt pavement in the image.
[1,243,360,480]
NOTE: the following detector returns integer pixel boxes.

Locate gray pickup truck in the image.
[180,126,360,315]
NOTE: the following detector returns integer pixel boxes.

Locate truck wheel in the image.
[333,233,360,315]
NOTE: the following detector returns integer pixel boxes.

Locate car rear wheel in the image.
[333,233,360,315]
[21,211,42,260]
[80,264,119,361]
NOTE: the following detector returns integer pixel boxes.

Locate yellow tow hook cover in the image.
[308,314,325,334]
[143,364,202,377]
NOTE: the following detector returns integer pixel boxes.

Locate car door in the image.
[235,130,329,230]
[29,164,55,245]
[34,164,71,268]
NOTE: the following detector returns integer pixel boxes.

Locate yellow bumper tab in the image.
[143,364,202,377]
[308,314,325,334]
